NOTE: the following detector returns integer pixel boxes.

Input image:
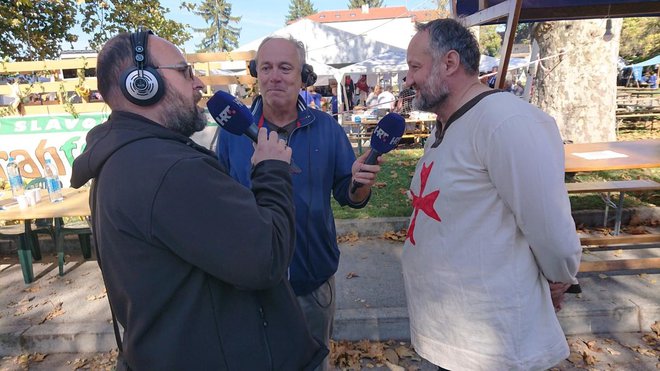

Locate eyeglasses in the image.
[155,64,195,79]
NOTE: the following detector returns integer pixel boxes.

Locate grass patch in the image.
[332,126,659,219]
[332,149,421,219]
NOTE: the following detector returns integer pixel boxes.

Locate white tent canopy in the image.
[306,58,341,86]
[339,50,408,75]
[479,55,530,73]
[236,19,404,66]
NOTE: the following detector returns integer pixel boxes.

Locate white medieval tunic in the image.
[402,92,581,371]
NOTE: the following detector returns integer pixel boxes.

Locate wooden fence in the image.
[0,50,257,117]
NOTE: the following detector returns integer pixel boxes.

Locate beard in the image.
[413,64,450,112]
[160,85,207,137]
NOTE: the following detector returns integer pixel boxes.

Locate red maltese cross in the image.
[407,161,441,245]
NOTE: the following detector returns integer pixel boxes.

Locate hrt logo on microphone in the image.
[373,126,402,146]
[214,106,236,127]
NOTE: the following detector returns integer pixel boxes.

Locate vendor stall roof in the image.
[456,0,660,23]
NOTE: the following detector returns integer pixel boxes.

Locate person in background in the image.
[365,84,381,108]
[356,74,370,106]
[376,85,396,112]
[401,18,581,371]
[487,65,498,88]
[395,77,415,117]
[330,85,339,120]
[69,30,326,370]
[648,71,657,89]
[300,85,322,109]
[344,74,355,111]
[217,35,383,371]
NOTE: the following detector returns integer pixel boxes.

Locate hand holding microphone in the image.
[207,90,301,173]
[252,127,292,165]
[350,112,406,193]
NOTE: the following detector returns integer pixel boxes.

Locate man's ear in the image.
[444,50,461,75]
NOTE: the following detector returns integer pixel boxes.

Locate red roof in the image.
[305,6,448,24]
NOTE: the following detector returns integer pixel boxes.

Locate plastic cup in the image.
[15,195,28,209]
[26,189,38,206]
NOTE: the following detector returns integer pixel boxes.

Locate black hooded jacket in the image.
[71,111,327,370]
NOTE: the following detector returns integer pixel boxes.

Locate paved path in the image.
[0,219,659,370]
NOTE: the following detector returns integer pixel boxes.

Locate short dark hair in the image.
[415,18,480,76]
[96,32,159,106]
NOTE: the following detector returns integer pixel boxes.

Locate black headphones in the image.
[120,28,165,106]
[248,59,318,87]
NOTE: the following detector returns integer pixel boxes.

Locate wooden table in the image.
[0,188,90,283]
[564,139,660,173]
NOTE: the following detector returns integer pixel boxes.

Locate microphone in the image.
[350,112,405,193]
[207,90,301,173]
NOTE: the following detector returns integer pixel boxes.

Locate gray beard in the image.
[413,67,450,113]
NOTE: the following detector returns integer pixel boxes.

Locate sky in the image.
[72,0,438,51]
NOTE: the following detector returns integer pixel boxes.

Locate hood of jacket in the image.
[70,110,210,188]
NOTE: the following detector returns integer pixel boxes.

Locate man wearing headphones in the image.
[217,36,382,370]
[70,30,327,370]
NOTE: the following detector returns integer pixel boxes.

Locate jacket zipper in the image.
[259,306,273,370]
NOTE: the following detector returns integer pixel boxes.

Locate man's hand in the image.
[549,281,571,312]
[349,150,383,202]
[252,128,292,165]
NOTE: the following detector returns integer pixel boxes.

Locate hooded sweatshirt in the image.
[71,111,327,370]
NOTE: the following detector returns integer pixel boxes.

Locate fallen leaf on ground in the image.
[87,292,107,301]
[346,272,360,279]
[651,321,660,336]
[385,360,404,371]
[567,352,583,364]
[383,229,407,242]
[40,301,64,324]
[32,353,47,362]
[23,286,40,293]
[373,182,387,189]
[582,351,597,365]
[606,347,621,355]
[384,348,399,364]
[337,231,359,244]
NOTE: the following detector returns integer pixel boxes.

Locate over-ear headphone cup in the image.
[248,60,258,78]
[120,66,164,106]
[301,64,317,87]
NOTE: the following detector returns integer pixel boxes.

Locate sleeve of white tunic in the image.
[484,113,581,284]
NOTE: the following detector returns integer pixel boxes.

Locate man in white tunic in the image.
[401,18,582,371]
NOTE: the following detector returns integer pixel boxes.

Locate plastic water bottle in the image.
[7,157,24,197]
[45,159,63,202]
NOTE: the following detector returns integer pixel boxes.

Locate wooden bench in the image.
[578,234,660,272]
[566,179,660,235]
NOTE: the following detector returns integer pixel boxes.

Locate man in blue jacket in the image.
[217,36,382,370]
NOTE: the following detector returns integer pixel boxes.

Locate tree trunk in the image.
[532,19,622,144]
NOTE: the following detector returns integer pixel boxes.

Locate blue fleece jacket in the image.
[217,96,368,295]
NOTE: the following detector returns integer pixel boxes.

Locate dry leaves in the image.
[337,231,359,244]
[86,292,107,301]
[383,229,407,242]
[39,301,64,324]
[330,340,422,370]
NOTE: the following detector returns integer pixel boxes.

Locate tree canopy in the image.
[77,0,191,51]
[286,0,317,24]
[620,17,660,64]
[184,0,241,52]
[0,0,78,61]
[479,25,502,57]
[348,0,384,8]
